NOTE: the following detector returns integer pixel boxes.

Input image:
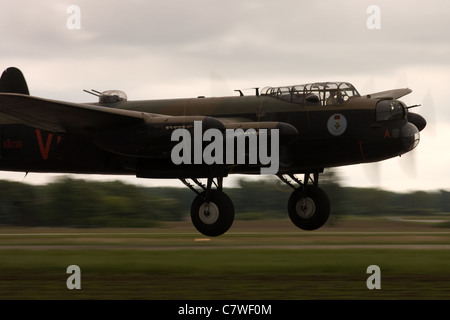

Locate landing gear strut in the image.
[182,169,330,236]
[181,172,234,237]
[277,171,330,231]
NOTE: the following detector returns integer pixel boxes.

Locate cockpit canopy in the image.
[261,82,360,106]
[99,90,128,104]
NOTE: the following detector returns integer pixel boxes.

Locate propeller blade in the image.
[421,90,436,136]
[400,149,417,179]
[362,162,381,187]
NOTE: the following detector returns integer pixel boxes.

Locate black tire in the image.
[288,185,330,230]
[191,190,235,236]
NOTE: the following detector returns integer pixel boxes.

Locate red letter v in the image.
[35,129,53,160]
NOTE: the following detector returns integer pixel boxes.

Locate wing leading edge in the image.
[0,93,298,158]
[0,93,148,134]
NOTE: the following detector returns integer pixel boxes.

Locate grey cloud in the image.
[2,0,449,72]
[0,0,448,90]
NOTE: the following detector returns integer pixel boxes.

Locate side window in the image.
[376,100,405,121]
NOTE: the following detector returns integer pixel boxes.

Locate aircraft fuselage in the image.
[0,93,417,178]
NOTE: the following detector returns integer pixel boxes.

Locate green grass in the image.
[1,249,450,299]
[1,219,450,299]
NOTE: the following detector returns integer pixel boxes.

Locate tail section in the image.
[0,67,29,95]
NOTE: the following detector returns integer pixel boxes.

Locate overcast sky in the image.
[0,0,448,192]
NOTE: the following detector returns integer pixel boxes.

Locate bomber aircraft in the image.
[0,67,426,236]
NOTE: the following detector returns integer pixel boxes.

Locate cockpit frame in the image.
[261,82,360,106]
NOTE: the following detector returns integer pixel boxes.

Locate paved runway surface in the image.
[1,219,449,250]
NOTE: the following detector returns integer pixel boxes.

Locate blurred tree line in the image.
[0,170,448,227]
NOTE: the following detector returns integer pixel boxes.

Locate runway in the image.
[1,244,450,251]
[0,219,449,250]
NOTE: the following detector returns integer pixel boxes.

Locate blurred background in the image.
[1,172,449,228]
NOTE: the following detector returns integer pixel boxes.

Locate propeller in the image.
[360,77,382,186]
[399,140,417,178]
[361,162,381,188]
[401,89,435,179]
[419,90,436,137]
[359,76,433,185]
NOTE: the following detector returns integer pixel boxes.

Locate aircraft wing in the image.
[0,93,162,134]
[365,88,412,100]
[0,93,144,133]
[0,93,298,136]
[0,93,299,157]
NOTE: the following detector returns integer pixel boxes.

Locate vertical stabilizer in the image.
[0,67,30,95]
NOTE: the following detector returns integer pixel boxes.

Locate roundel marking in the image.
[327,113,347,136]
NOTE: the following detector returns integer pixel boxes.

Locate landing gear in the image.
[288,185,330,230]
[181,173,234,237]
[182,169,330,236]
[278,171,330,231]
[191,190,234,237]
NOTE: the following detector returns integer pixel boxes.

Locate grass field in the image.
[1,217,450,299]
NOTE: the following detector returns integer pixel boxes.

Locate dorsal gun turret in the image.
[99,90,127,103]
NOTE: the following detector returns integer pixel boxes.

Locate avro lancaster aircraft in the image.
[0,67,426,236]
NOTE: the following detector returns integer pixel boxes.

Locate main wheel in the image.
[288,185,330,230]
[191,190,235,236]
